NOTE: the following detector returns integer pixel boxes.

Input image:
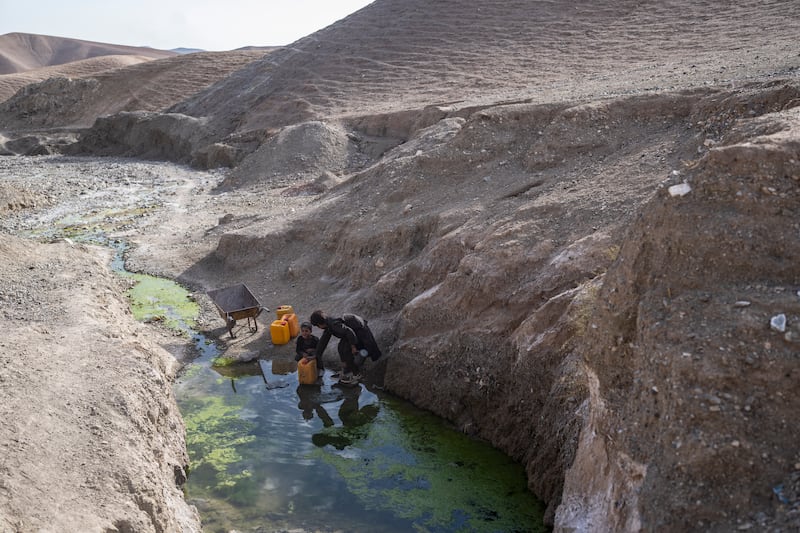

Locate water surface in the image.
[175,356,546,533]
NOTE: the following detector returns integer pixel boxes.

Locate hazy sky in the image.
[0,0,375,51]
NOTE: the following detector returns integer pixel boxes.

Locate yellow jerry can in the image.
[276,305,294,319]
[284,313,300,337]
[297,357,318,385]
[270,319,290,345]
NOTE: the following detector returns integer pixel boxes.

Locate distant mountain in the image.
[0,32,176,74]
[170,46,278,54]
[171,48,205,55]
[235,46,279,52]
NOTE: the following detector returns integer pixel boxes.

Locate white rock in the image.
[770,313,787,333]
[668,182,692,197]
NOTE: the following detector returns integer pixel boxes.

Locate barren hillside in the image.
[0,50,271,134]
[1,0,799,531]
[33,0,796,172]
[0,32,175,74]
[0,54,155,103]
[168,0,800,138]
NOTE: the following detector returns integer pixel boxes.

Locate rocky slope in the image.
[68,0,800,167]
[0,49,270,157]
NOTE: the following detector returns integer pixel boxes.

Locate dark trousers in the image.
[337,339,358,374]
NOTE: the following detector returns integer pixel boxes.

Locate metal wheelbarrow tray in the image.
[206,284,266,338]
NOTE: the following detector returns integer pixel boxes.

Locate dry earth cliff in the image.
[1,0,800,531]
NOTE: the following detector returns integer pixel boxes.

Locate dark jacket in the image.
[295,334,319,361]
[316,313,382,361]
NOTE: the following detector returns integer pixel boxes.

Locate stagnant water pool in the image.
[175,356,546,532]
[113,240,547,532]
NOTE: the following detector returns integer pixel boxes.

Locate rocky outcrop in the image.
[220,121,355,188]
[0,77,100,130]
[559,103,800,531]
[68,111,212,163]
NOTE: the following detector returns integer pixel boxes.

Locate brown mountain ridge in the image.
[0,32,176,75]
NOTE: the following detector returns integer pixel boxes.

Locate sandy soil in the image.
[1,1,800,531]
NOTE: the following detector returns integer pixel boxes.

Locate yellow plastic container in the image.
[276,305,294,319]
[297,357,318,385]
[270,319,290,345]
[284,313,300,337]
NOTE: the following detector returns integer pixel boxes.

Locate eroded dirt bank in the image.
[0,235,200,532]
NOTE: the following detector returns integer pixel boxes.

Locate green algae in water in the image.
[126,273,199,331]
[313,394,547,533]
[211,356,239,368]
[182,395,257,504]
[176,361,546,532]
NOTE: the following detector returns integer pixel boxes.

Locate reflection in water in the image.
[270,359,296,375]
[295,384,334,427]
[211,360,263,394]
[210,360,262,379]
[306,384,380,450]
[177,359,546,532]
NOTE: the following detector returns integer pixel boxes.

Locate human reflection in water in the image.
[310,384,380,450]
[296,385,335,427]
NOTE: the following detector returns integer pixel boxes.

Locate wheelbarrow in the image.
[206,283,268,339]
